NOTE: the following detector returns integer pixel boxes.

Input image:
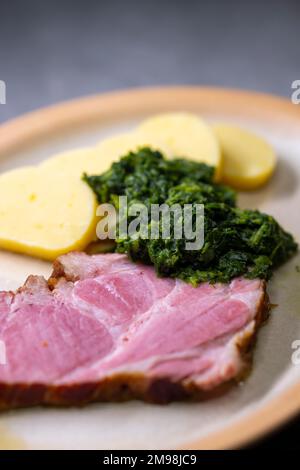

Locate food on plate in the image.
[213,124,277,190]
[0,161,97,260]
[0,252,268,409]
[85,148,297,285]
[0,111,296,409]
[138,113,222,180]
[137,113,277,188]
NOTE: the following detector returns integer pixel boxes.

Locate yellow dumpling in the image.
[0,162,98,260]
[42,147,107,177]
[213,124,276,190]
[44,134,172,179]
[138,113,222,180]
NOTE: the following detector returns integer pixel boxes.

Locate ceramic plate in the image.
[0,87,299,449]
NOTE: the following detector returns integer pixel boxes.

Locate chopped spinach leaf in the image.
[84,148,297,285]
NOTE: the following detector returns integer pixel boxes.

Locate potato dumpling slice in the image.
[0,164,97,260]
[44,135,171,180]
[213,124,276,190]
[42,147,106,177]
[96,132,172,161]
[138,113,221,180]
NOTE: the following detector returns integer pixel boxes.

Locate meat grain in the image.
[0,253,268,409]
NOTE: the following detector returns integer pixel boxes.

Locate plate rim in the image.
[0,85,300,450]
[1,85,299,156]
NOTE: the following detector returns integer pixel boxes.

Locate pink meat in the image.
[0,253,267,408]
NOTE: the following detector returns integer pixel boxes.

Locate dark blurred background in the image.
[0,0,300,449]
[0,0,300,122]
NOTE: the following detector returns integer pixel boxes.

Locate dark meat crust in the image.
[48,259,70,287]
[0,280,269,410]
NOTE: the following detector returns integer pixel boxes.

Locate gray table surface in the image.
[0,0,300,449]
[0,0,299,123]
